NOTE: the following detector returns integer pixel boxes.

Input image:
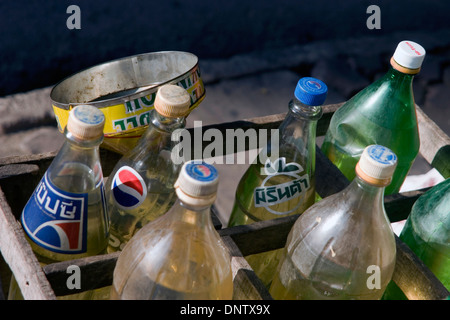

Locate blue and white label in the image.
[21,172,88,254]
[185,162,218,182]
[367,145,397,165]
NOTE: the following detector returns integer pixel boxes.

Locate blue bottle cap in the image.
[294,77,328,106]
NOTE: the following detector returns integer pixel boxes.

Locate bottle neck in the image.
[48,128,103,191]
[58,127,102,164]
[273,99,322,174]
[390,57,421,76]
[280,99,322,139]
[348,174,386,208]
[150,110,186,132]
[385,60,416,90]
[128,110,186,156]
[173,200,214,230]
[64,126,104,149]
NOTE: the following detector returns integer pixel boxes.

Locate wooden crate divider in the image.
[0,103,448,300]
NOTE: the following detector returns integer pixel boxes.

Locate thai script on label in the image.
[112,68,204,133]
[21,172,88,254]
[254,176,309,208]
[253,157,310,215]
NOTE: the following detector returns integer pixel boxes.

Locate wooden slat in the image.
[416,106,450,179]
[222,236,272,300]
[0,187,56,300]
[0,104,448,300]
[43,252,119,296]
[393,236,449,300]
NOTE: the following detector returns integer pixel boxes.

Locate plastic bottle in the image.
[10,105,108,299]
[227,77,327,287]
[270,145,398,300]
[111,161,233,300]
[321,40,426,195]
[383,178,450,299]
[105,84,191,253]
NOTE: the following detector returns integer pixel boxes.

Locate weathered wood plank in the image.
[43,252,119,296]
[0,187,56,300]
[416,106,450,178]
[393,236,449,300]
[41,206,448,300]
[219,215,298,257]
[0,104,447,300]
[222,236,272,300]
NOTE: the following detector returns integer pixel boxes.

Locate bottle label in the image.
[110,166,147,210]
[254,157,310,215]
[21,172,89,254]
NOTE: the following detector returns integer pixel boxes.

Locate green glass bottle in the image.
[383,178,450,299]
[321,41,426,195]
[228,77,327,288]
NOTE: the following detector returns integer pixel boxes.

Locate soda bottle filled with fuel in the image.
[9,105,108,299]
[383,177,450,300]
[270,145,398,300]
[321,41,426,195]
[228,77,327,287]
[111,161,233,300]
[105,84,190,253]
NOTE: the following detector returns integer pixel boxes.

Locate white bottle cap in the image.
[67,105,105,140]
[392,40,426,71]
[174,161,219,206]
[356,145,398,186]
[154,84,191,118]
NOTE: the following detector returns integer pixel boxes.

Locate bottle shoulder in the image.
[289,180,390,240]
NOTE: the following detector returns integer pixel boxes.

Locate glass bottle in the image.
[105,84,190,253]
[321,40,426,195]
[110,161,233,300]
[270,145,398,300]
[10,105,108,299]
[383,178,450,299]
[228,77,327,287]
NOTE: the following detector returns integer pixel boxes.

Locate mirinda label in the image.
[21,172,88,254]
[254,157,310,215]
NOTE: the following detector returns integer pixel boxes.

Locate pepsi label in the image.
[185,162,218,181]
[21,172,88,254]
[111,166,147,210]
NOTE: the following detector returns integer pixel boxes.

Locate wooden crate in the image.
[0,103,448,300]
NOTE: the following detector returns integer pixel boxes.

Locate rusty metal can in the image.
[51,51,205,154]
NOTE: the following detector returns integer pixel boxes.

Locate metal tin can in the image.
[51,51,205,154]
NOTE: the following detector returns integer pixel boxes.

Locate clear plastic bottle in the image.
[321,41,426,195]
[111,161,233,300]
[383,178,450,299]
[10,105,108,299]
[105,84,190,253]
[270,145,398,300]
[228,77,327,287]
